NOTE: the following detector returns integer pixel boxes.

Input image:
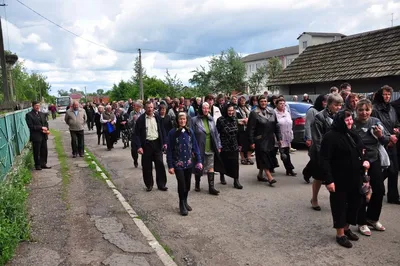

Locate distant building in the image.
[70,93,83,101]
[268,26,400,95]
[297,32,346,54]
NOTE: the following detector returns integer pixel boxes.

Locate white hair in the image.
[202,102,209,108]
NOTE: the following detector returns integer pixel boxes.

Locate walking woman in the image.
[310,93,343,210]
[217,104,243,189]
[303,94,327,183]
[100,105,117,151]
[321,110,369,248]
[94,105,105,145]
[354,99,389,236]
[191,102,224,195]
[237,96,253,165]
[167,112,202,216]
[274,98,296,176]
[247,95,281,186]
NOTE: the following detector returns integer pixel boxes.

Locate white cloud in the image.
[38,42,52,51]
[24,33,41,44]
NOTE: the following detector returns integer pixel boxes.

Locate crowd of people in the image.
[26,82,400,248]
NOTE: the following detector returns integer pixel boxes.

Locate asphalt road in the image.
[52,117,400,266]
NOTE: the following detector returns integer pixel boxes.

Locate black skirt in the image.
[220,151,239,178]
[238,131,250,153]
[255,149,276,170]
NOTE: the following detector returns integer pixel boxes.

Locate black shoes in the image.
[41,165,52,169]
[267,179,277,186]
[146,186,153,192]
[286,170,297,176]
[336,236,352,248]
[134,160,138,168]
[220,174,227,185]
[79,154,84,157]
[158,186,168,191]
[344,229,359,241]
[72,154,77,158]
[257,173,268,182]
[195,175,201,192]
[207,172,220,195]
[234,178,243,189]
[311,200,321,211]
[387,198,400,205]
[35,166,42,170]
[179,200,188,216]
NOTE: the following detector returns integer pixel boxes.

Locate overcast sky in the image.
[3,0,400,95]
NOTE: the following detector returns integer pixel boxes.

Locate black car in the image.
[286,101,312,144]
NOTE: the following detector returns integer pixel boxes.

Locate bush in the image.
[0,150,33,265]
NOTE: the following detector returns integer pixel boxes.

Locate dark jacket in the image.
[166,128,202,170]
[236,105,251,132]
[320,111,365,192]
[134,113,166,150]
[372,88,399,135]
[26,110,49,142]
[310,108,335,159]
[216,116,239,152]
[247,107,281,152]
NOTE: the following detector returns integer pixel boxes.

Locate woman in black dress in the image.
[217,104,242,189]
[94,105,105,145]
[236,96,253,165]
[321,110,369,248]
[247,95,281,186]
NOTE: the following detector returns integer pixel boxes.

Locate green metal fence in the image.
[0,108,31,181]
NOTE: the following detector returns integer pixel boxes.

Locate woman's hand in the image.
[196,163,203,170]
[250,144,255,150]
[326,183,335,192]
[305,140,312,147]
[373,126,383,138]
[168,168,175,175]
[363,161,370,169]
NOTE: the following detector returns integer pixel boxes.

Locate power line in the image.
[15,0,209,57]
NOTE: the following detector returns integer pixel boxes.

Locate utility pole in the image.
[84,86,87,103]
[138,48,143,101]
[0,17,9,104]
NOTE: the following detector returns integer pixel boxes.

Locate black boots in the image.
[234,178,243,189]
[220,174,227,185]
[184,191,192,211]
[179,192,191,216]
[286,170,297,176]
[195,175,201,192]
[208,172,220,195]
[97,135,101,145]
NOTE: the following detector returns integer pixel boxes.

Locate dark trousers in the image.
[70,130,84,155]
[131,144,138,162]
[175,168,192,199]
[274,147,294,170]
[32,140,48,167]
[358,160,385,224]
[384,148,399,201]
[51,111,56,120]
[104,129,116,149]
[330,190,362,228]
[87,116,94,130]
[142,139,167,189]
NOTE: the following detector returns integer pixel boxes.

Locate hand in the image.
[389,134,398,144]
[394,128,399,134]
[137,148,144,154]
[238,146,242,152]
[42,127,48,131]
[196,163,203,170]
[111,121,115,125]
[250,144,255,150]
[218,148,221,153]
[279,140,284,147]
[373,126,383,138]
[168,168,175,175]
[121,121,126,125]
[243,118,248,124]
[363,161,370,169]
[305,140,312,147]
[326,183,335,192]
[163,144,167,150]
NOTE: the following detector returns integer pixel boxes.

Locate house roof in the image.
[269,26,400,86]
[297,32,346,39]
[242,45,298,63]
[70,93,83,99]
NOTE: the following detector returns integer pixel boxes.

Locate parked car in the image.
[286,101,312,144]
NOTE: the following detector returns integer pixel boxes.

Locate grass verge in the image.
[151,230,174,260]
[49,129,70,203]
[0,149,34,265]
[84,149,111,180]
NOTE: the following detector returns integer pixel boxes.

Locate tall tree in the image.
[96,89,104,96]
[109,80,138,102]
[58,89,69,96]
[248,65,267,95]
[164,69,183,97]
[131,56,147,85]
[189,65,212,96]
[266,57,283,93]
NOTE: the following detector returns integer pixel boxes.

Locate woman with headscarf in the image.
[94,105,105,145]
[343,93,359,118]
[247,95,282,186]
[168,100,180,127]
[249,96,258,111]
[167,112,202,216]
[302,94,327,183]
[216,104,242,189]
[321,110,369,248]
[191,102,224,195]
[100,105,117,151]
[372,85,400,205]
[236,96,253,165]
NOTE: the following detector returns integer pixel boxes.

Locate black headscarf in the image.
[331,110,359,148]
[197,102,210,117]
[313,94,327,112]
[222,103,236,121]
[373,87,391,112]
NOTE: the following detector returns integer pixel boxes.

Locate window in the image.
[286,58,295,66]
[303,41,308,49]
[256,63,262,69]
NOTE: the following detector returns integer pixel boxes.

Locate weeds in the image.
[50,129,70,202]
[84,149,111,180]
[0,150,33,265]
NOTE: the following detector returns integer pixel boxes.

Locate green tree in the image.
[109,80,139,102]
[58,89,69,96]
[164,69,183,97]
[131,56,147,85]
[96,89,104,96]
[248,65,267,95]
[143,76,170,99]
[266,57,283,93]
[189,65,212,96]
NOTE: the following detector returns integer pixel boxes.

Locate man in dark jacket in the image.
[134,101,168,191]
[25,101,51,170]
[372,85,400,204]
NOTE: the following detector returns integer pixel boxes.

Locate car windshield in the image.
[56,97,70,106]
[288,103,311,114]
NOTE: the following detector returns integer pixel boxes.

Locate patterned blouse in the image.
[167,128,202,170]
[216,116,239,152]
[275,109,293,148]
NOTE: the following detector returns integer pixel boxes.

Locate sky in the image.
[2,0,400,96]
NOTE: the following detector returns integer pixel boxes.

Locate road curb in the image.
[84,151,177,266]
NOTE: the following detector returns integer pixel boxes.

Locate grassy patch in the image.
[84,149,111,180]
[0,150,34,265]
[49,129,70,203]
[151,230,174,259]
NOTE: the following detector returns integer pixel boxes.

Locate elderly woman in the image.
[167,112,202,216]
[343,93,359,117]
[247,95,281,186]
[372,85,400,205]
[321,110,369,248]
[217,104,242,189]
[310,93,343,210]
[158,104,173,135]
[274,98,296,176]
[237,96,253,165]
[303,94,327,183]
[94,105,105,145]
[354,99,389,235]
[100,105,117,151]
[168,100,180,126]
[191,102,224,195]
